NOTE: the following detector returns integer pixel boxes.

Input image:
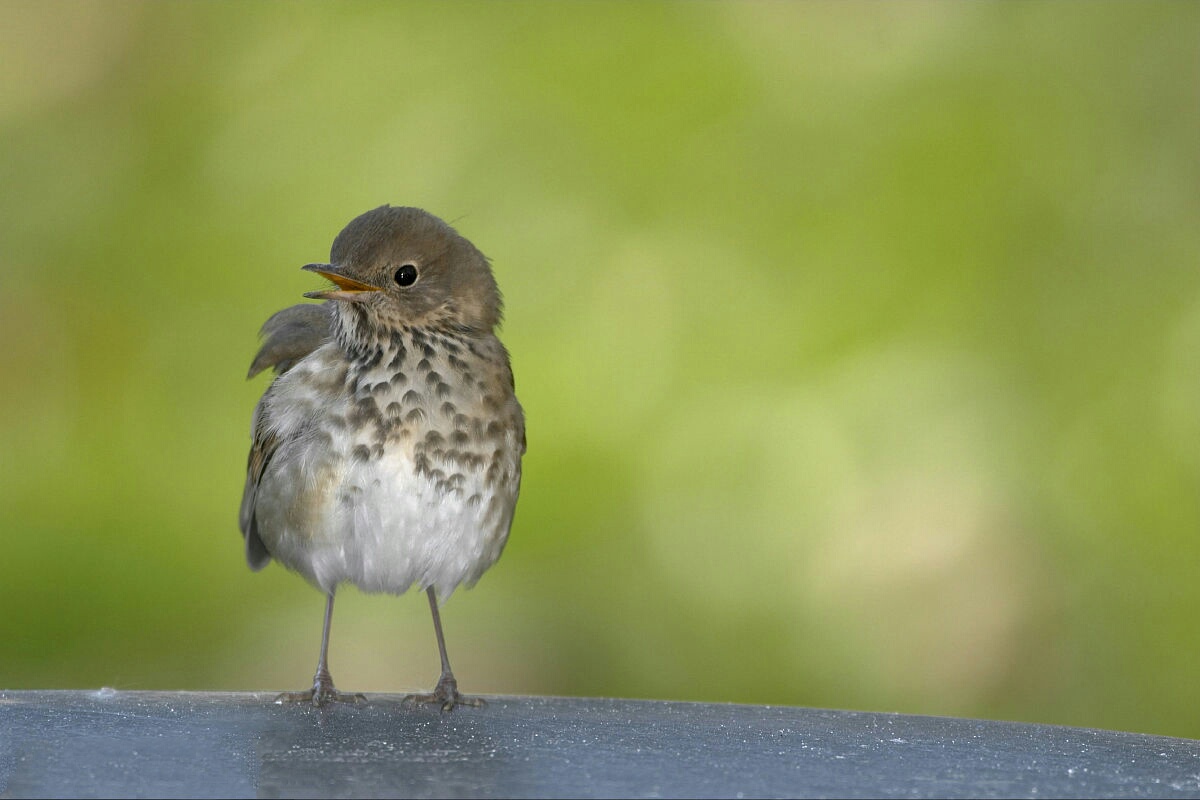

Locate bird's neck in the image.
[331,303,475,375]
[331,303,383,363]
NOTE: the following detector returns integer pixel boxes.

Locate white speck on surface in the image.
[93,687,117,699]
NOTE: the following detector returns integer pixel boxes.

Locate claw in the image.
[403,674,485,712]
[275,687,366,707]
[275,667,366,707]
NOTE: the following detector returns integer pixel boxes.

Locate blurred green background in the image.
[2,0,1199,740]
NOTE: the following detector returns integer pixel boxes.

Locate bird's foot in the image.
[274,669,366,707]
[403,674,485,712]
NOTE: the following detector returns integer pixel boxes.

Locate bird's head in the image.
[304,205,502,336]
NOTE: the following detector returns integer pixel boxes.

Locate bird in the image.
[239,205,525,711]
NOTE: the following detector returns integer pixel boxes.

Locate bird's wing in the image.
[246,302,333,379]
[239,302,332,569]
[239,408,278,570]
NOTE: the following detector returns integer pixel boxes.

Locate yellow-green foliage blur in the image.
[2,1,1199,739]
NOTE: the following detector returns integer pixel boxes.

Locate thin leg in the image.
[275,591,366,707]
[403,587,485,711]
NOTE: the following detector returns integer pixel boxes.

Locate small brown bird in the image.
[239,206,525,710]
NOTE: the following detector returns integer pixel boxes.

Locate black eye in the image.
[394,264,418,287]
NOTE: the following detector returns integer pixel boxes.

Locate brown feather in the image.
[247,303,332,379]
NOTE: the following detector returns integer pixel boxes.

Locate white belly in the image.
[257,435,515,600]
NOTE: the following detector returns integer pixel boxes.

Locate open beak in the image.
[301,263,381,302]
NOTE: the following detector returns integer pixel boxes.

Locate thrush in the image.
[239,205,525,710]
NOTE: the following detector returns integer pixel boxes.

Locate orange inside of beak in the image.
[313,271,380,293]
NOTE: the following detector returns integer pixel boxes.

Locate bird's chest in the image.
[340,355,492,481]
[257,333,522,596]
[325,334,521,519]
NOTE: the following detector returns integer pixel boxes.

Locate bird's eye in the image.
[394,264,418,287]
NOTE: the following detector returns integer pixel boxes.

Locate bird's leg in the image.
[404,587,486,711]
[275,591,366,707]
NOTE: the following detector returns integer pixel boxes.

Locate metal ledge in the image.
[2,690,1199,798]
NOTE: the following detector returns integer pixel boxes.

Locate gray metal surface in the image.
[1,690,1199,798]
